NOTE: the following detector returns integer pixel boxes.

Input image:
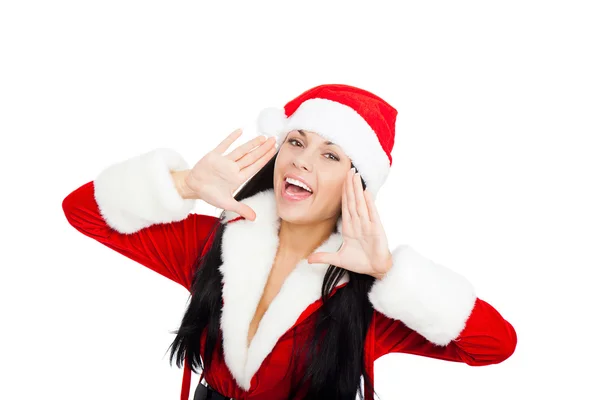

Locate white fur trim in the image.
[219,188,347,390]
[257,107,287,137]
[93,148,195,234]
[256,98,391,197]
[368,245,477,346]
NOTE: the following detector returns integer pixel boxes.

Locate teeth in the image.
[285,177,312,193]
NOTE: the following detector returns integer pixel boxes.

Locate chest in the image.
[216,212,348,392]
[247,259,295,347]
[204,285,356,399]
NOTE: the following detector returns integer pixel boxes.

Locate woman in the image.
[62,84,517,400]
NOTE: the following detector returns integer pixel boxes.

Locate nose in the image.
[292,154,312,172]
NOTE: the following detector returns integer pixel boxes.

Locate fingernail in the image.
[351,167,356,173]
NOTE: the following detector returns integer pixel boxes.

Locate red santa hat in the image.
[256,84,398,198]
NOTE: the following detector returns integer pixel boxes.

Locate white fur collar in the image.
[219,188,347,391]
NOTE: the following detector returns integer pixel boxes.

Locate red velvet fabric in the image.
[63,181,517,400]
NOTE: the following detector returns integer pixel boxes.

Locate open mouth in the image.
[283,177,313,200]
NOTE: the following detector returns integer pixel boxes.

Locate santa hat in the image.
[256,84,397,197]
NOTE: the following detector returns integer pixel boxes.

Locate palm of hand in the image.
[336,224,391,276]
[308,168,392,278]
[186,129,277,220]
[190,151,242,209]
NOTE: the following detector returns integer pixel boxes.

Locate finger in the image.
[341,176,352,235]
[353,172,370,226]
[226,199,256,221]
[236,136,276,170]
[364,189,382,226]
[214,129,243,154]
[346,168,359,225]
[308,252,341,268]
[225,134,268,162]
[240,143,277,181]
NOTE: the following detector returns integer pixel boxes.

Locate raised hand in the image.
[185,128,277,221]
[307,168,393,278]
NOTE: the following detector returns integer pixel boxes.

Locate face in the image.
[273,129,353,225]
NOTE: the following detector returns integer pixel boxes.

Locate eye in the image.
[287,138,339,161]
[287,138,302,147]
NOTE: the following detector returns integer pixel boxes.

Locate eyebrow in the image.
[298,129,336,146]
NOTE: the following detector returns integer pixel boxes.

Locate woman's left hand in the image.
[307,168,393,279]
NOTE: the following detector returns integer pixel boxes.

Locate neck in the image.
[277,216,339,262]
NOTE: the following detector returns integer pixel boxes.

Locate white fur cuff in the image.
[368,245,477,346]
[93,148,195,234]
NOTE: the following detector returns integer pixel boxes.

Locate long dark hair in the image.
[167,151,379,400]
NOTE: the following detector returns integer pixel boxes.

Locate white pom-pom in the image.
[257,107,287,137]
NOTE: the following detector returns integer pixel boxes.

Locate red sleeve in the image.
[62,180,220,292]
[373,297,517,366]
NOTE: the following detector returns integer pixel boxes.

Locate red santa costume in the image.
[62,84,517,400]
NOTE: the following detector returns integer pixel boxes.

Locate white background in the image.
[1,1,599,399]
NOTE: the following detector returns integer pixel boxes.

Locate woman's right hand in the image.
[185,128,277,221]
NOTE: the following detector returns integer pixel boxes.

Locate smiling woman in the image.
[275,129,352,227]
[62,83,517,400]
